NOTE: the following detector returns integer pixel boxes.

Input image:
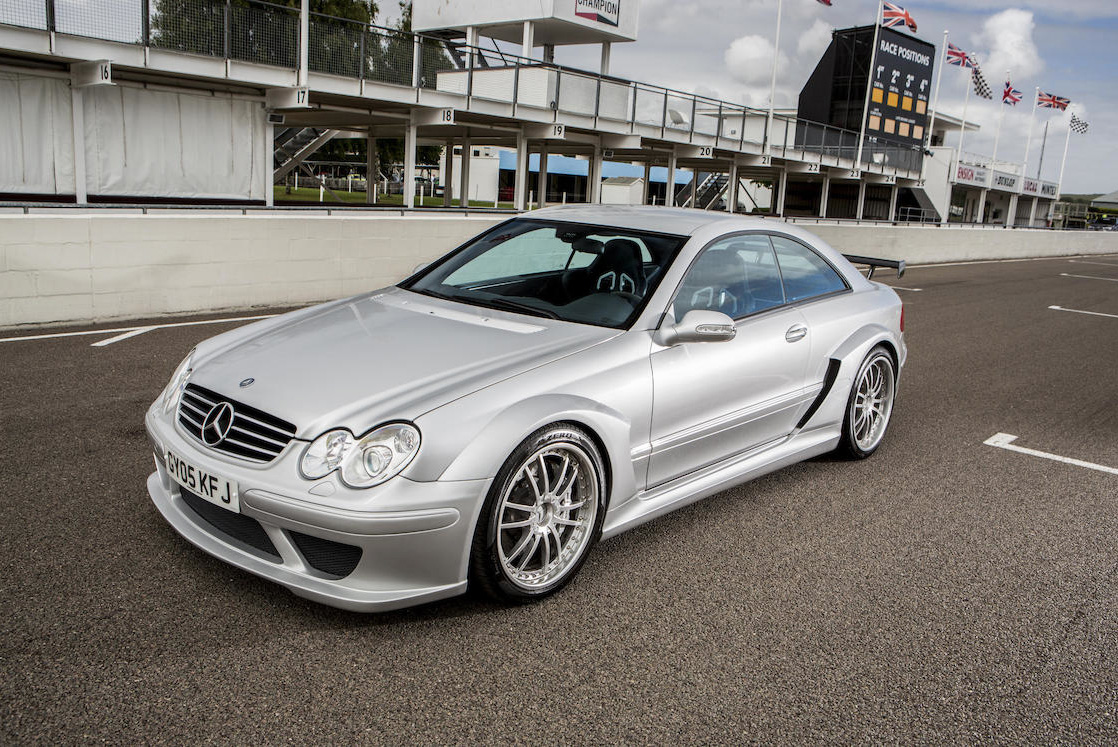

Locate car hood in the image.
[189,288,617,438]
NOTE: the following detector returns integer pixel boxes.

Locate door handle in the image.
[785,324,808,343]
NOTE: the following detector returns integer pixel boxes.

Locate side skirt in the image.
[600,425,841,540]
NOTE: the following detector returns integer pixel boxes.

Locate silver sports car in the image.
[145,206,906,611]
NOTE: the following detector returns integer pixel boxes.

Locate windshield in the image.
[401,219,687,329]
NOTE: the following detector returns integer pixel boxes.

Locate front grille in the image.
[179,488,281,561]
[290,531,363,578]
[178,384,297,463]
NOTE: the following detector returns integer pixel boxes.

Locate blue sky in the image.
[391,1,1117,194]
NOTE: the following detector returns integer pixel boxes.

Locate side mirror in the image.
[659,309,737,346]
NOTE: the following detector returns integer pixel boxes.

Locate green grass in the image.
[274,186,514,209]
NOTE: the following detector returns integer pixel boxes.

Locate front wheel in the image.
[837,346,896,459]
[469,424,606,603]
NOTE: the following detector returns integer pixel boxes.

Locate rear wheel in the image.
[470,424,606,603]
[837,346,896,459]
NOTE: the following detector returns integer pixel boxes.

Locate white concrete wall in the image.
[3,213,1116,329]
[0,214,505,329]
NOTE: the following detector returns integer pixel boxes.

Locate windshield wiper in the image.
[477,296,560,320]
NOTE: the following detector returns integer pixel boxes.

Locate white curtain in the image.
[85,86,267,200]
[0,71,267,199]
[0,72,75,194]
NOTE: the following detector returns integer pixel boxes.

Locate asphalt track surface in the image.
[2,253,1116,744]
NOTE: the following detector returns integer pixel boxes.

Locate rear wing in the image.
[843,254,906,280]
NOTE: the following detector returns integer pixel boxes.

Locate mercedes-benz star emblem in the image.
[201,402,235,446]
[239,377,254,388]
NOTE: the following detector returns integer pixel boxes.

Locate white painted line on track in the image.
[1048,305,1118,320]
[91,327,155,347]
[1060,272,1118,282]
[1067,259,1118,267]
[884,285,923,292]
[984,433,1118,476]
[0,314,277,344]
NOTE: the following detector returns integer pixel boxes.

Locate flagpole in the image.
[956,65,972,160]
[926,29,949,148]
[1020,87,1039,178]
[1036,120,1049,179]
[1055,115,1073,199]
[990,70,1009,167]
[853,2,884,170]
[765,0,784,156]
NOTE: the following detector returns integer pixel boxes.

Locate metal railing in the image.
[2,0,923,177]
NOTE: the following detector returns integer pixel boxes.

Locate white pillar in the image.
[298,0,309,86]
[403,120,417,209]
[642,161,651,205]
[1005,194,1018,227]
[537,143,549,208]
[264,122,274,207]
[1028,196,1039,227]
[521,21,534,59]
[71,86,86,204]
[366,135,378,205]
[776,168,787,216]
[514,129,528,210]
[1055,120,1074,201]
[765,0,783,156]
[976,188,988,223]
[690,167,699,207]
[819,173,830,218]
[926,30,949,147]
[600,42,611,75]
[666,150,677,207]
[888,184,898,222]
[459,135,471,207]
[856,179,867,221]
[590,144,603,204]
[443,138,454,207]
[727,162,739,213]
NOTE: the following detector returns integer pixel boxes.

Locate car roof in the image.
[524,205,782,236]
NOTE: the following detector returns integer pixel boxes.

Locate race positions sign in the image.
[864,26,935,147]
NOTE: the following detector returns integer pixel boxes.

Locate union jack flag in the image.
[882,2,917,33]
[1038,91,1070,110]
[816,0,832,5]
[1003,81,1022,105]
[945,43,974,68]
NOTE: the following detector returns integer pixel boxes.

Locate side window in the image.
[770,235,847,303]
[673,235,785,320]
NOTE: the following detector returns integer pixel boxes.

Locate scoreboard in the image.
[864,26,934,147]
[796,24,936,157]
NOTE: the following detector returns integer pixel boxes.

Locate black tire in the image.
[836,345,896,460]
[469,423,607,604]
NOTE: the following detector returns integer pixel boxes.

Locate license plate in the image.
[165,448,239,512]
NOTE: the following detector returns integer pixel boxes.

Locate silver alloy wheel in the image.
[852,353,895,452]
[495,442,599,591]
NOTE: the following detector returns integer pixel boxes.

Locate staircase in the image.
[679,173,730,209]
[273,127,338,183]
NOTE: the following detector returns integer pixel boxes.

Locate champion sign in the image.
[575,0,620,27]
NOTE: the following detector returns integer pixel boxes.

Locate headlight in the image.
[300,423,421,489]
[160,349,195,414]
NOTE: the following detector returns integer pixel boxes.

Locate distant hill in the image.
[1061,193,1103,205]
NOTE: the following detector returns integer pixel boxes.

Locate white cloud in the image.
[972,9,1043,82]
[724,34,787,88]
[796,18,832,60]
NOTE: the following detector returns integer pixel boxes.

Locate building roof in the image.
[1090,189,1118,208]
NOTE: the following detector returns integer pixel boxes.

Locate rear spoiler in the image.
[843,254,905,280]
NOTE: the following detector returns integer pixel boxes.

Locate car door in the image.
[646,234,814,487]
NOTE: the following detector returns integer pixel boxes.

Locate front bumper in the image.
[145,404,489,612]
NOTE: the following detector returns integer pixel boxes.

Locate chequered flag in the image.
[971,63,993,100]
[1070,113,1089,134]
